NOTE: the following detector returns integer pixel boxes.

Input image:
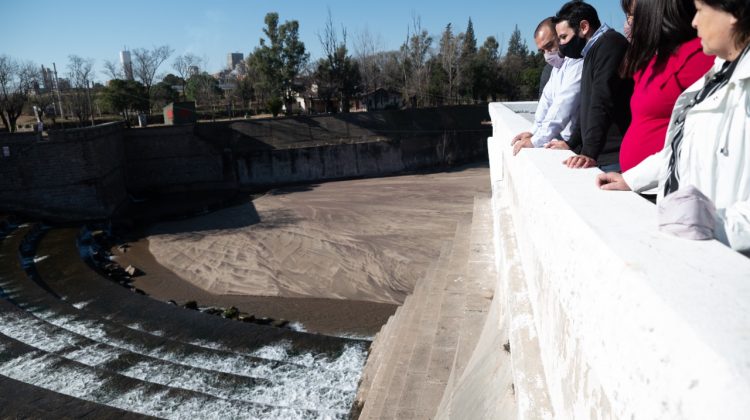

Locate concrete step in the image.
[452,195,497,380]
[399,196,496,419]
[358,240,453,419]
[362,217,472,419]
[399,218,473,418]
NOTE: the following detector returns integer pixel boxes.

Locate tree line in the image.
[0,12,545,132]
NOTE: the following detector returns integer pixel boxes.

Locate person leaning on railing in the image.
[597,0,750,253]
[547,0,634,170]
[617,0,714,173]
[510,17,584,156]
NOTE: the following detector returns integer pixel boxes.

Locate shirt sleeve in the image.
[622,148,665,192]
[716,202,750,252]
[531,70,556,135]
[580,34,629,160]
[530,59,583,147]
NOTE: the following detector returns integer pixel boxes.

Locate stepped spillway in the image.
[0,223,367,419]
[0,164,494,418]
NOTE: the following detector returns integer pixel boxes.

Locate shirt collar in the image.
[582,23,611,58]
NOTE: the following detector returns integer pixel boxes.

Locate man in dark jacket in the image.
[548,0,633,169]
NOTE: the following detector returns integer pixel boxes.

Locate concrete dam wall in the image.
[0,105,490,220]
[356,102,750,419]
[446,104,750,418]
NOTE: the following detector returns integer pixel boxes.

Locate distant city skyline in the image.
[3,0,626,83]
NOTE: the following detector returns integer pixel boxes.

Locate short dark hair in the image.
[622,0,698,77]
[553,1,602,31]
[535,17,556,39]
[699,0,750,48]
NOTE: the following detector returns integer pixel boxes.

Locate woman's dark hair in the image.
[553,1,602,32]
[621,0,698,77]
[621,0,634,16]
[700,0,750,49]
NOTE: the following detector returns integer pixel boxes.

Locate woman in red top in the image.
[618,0,714,172]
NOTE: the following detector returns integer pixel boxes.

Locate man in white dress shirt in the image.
[511,17,584,155]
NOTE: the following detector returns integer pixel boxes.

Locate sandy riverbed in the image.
[113,164,490,335]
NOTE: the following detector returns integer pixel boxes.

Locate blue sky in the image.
[3,1,625,82]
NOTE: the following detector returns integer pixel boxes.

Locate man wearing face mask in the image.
[510,17,584,156]
[548,0,633,169]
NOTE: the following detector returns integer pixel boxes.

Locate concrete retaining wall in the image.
[442,102,750,419]
[124,125,227,193]
[0,106,490,220]
[236,131,484,188]
[0,123,127,220]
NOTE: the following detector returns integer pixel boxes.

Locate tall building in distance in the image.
[120,50,134,81]
[227,52,244,70]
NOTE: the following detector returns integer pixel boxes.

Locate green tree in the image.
[101,79,149,122]
[185,72,221,111]
[500,25,534,100]
[457,18,477,100]
[151,80,179,109]
[251,12,309,115]
[426,56,448,106]
[506,25,529,58]
[474,36,502,101]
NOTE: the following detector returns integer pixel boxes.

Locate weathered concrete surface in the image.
[0,122,127,221]
[146,164,490,305]
[1,106,490,220]
[488,102,750,419]
[356,194,504,419]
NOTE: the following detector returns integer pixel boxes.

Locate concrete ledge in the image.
[488,102,750,419]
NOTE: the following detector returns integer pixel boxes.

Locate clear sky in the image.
[3,0,625,82]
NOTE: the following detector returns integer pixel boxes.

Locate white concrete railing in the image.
[488,102,750,419]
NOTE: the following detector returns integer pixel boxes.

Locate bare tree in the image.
[439,24,461,105]
[401,14,433,107]
[66,55,95,125]
[131,45,174,110]
[172,53,203,99]
[0,56,38,132]
[315,9,361,113]
[354,27,384,93]
[102,59,124,80]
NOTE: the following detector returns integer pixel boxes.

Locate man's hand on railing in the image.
[511,134,534,156]
[563,154,597,169]
[596,172,632,191]
[544,140,570,150]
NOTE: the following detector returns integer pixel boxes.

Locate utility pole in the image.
[86,80,95,126]
[52,62,64,120]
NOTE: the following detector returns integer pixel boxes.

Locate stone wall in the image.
[0,122,127,220]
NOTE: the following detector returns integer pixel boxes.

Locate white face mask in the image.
[544,50,565,68]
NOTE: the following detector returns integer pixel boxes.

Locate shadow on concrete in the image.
[267,184,320,196]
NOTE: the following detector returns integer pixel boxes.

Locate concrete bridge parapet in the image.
[461,102,750,419]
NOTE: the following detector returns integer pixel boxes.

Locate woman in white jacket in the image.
[596,0,750,253]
